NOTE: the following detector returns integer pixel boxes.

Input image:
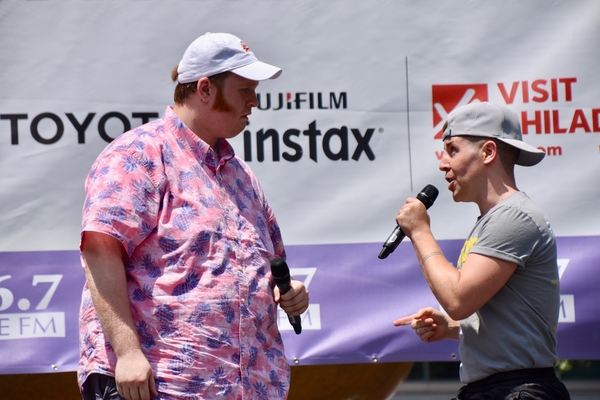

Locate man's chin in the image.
[451,191,462,203]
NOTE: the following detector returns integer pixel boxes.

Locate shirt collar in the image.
[163,106,236,170]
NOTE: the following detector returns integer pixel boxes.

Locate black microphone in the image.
[270,257,302,334]
[378,184,439,259]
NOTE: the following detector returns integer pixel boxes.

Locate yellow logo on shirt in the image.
[457,237,478,270]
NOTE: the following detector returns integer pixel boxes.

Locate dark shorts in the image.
[452,367,571,400]
[81,373,127,400]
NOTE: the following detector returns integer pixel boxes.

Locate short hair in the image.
[461,135,519,174]
[171,67,231,104]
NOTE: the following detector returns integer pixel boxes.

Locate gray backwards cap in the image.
[442,102,545,166]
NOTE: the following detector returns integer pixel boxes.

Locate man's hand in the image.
[393,307,460,342]
[115,349,158,400]
[395,197,431,239]
[274,279,309,316]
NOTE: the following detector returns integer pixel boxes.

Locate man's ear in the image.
[482,140,498,165]
[196,77,212,103]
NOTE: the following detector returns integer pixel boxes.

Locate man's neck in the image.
[478,182,518,215]
[172,103,217,149]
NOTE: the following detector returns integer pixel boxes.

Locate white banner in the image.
[2,1,599,252]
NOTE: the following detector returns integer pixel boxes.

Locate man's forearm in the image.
[82,232,142,358]
[409,229,464,318]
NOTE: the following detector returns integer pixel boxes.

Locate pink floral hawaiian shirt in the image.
[78,107,290,399]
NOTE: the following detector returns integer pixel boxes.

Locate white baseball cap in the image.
[176,32,282,84]
[442,102,545,166]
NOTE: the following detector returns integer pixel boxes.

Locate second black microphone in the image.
[270,257,302,334]
[378,184,439,259]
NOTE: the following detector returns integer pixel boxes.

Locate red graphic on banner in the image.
[431,84,489,139]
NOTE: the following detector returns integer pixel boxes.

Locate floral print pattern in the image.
[78,107,289,399]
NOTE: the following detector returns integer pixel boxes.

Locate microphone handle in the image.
[275,281,302,335]
[378,225,405,259]
[379,184,439,260]
[289,315,302,335]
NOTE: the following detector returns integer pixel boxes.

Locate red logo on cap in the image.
[240,41,250,52]
[431,84,488,139]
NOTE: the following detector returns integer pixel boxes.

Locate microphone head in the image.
[417,184,439,209]
[270,257,290,279]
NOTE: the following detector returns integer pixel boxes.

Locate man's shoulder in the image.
[481,192,554,242]
[102,119,174,159]
[87,119,177,188]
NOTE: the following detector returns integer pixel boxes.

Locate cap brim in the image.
[231,61,282,81]
[498,138,545,166]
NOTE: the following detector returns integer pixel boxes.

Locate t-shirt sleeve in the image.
[470,206,540,268]
[81,143,162,256]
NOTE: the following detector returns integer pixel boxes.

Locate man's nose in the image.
[248,91,258,108]
[439,154,449,171]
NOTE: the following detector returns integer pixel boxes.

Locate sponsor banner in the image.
[1,0,599,374]
[407,53,600,240]
[0,251,83,374]
[3,1,599,250]
[1,236,598,373]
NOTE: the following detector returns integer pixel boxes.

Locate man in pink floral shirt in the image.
[78,32,309,400]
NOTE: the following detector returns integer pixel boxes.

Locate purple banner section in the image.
[281,236,600,366]
[0,251,84,374]
[280,240,462,366]
[0,236,598,374]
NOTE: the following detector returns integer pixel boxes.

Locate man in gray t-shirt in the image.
[393,102,570,400]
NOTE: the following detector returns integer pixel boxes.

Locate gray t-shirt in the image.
[457,191,560,383]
